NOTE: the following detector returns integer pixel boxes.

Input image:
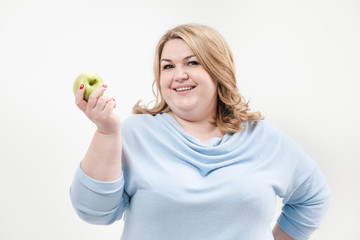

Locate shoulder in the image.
[121,114,156,133]
[122,114,154,128]
[120,114,155,146]
[248,120,293,137]
[245,121,317,175]
[241,120,280,138]
[241,120,304,151]
[121,113,170,138]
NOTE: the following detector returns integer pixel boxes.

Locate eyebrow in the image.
[160,55,196,63]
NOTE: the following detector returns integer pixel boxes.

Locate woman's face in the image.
[159,39,218,122]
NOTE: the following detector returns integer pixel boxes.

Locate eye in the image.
[188,61,200,66]
[162,64,174,70]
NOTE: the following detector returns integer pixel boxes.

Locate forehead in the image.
[161,39,195,59]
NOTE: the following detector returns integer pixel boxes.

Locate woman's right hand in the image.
[75,84,121,135]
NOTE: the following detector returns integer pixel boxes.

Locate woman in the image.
[70,24,330,240]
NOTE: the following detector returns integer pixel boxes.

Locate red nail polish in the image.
[80,84,84,90]
[103,84,107,88]
[112,98,115,101]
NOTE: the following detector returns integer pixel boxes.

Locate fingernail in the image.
[112,98,115,101]
[103,84,107,88]
[80,84,84,90]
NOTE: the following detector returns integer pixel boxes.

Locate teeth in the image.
[176,87,193,92]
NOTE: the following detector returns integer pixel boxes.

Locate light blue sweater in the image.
[70,113,330,240]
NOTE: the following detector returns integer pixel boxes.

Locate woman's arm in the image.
[81,129,122,181]
[75,84,122,181]
[70,84,127,225]
[276,167,331,239]
[273,224,294,240]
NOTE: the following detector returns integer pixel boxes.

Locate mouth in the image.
[174,86,196,92]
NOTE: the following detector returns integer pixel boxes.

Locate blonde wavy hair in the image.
[133,24,263,133]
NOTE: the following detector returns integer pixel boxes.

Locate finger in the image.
[102,99,116,117]
[94,96,114,112]
[87,85,107,110]
[75,84,87,111]
[106,98,116,110]
[111,98,117,109]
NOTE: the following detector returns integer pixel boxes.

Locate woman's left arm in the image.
[272,223,294,240]
[276,167,331,240]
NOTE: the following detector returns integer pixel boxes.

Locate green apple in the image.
[73,72,104,101]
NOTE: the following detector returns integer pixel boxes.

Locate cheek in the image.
[160,74,172,90]
[159,78,166,93]
[159,77,171,100]
[206,77,218,94]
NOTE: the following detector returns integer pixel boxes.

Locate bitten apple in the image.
[73,72,105,101]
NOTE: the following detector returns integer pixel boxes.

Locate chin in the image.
[171,105,196,114]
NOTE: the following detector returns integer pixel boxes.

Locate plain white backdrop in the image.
[0,0,359,239]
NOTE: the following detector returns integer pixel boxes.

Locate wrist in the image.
[96,127,121,137]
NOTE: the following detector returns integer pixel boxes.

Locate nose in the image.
[174,66,189,82]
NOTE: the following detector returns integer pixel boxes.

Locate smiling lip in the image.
[173,86,196,92]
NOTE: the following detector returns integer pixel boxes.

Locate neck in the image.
[170,112,224,142]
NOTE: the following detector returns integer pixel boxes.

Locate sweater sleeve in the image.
[69,164,129,225]
[277,166,331,240]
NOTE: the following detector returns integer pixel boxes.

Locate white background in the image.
[0,0,359,239]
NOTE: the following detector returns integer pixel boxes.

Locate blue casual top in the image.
[70,113,330,240]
